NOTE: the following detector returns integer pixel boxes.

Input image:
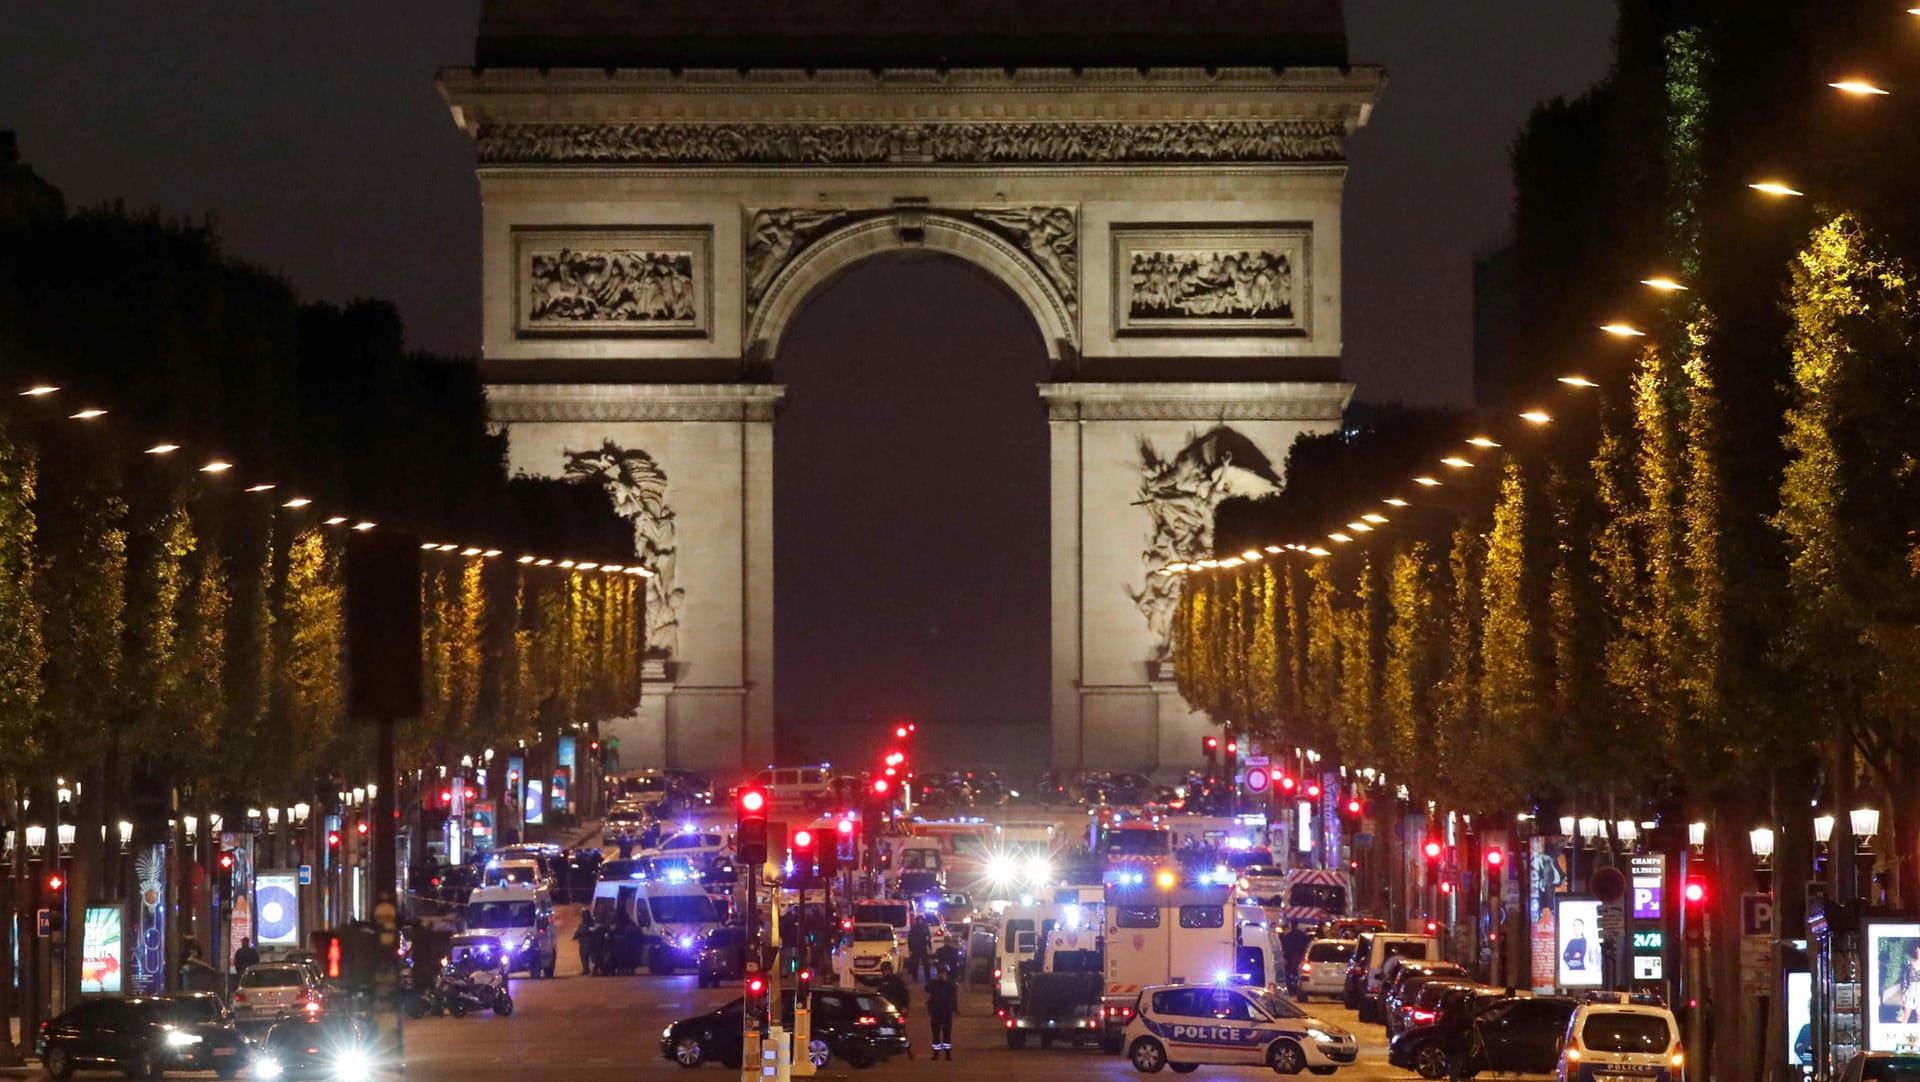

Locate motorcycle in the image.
[406,935,515,1018]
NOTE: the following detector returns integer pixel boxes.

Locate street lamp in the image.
[1578,817,1603,845]
[116,821,132,852]
[1814,814,1836,845]
[1749,827,1776,863]
[1688,821,1707,852]
[56,824,75,853]
[292,803,310,826]
[1616,820,1639,848]
[1852,807,1881,845]
[182,815,198,841]
[23,825,43,856]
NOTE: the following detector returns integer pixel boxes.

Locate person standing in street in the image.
[924,965,959,1061]
[573,909,598,975]
[1279,921,1312,994]
[907,917,932,981]
[232,936,259,974]
[877,962,913,1060]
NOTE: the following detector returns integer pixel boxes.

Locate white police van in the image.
[1123,982,1358,1075]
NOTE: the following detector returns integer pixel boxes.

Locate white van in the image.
[636,881,723,976]
[463,884,557,978]
[752,765,833,808]
[993,907,1045,1009]
[481,858,544,889]
[1355,933,1441,1022]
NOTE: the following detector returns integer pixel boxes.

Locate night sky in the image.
[3,2,1614,766]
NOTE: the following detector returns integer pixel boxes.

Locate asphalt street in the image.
[392,907,1553,1082]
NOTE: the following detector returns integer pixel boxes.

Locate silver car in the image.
[231,963,320,1023]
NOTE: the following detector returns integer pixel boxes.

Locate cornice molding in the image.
[487,383,786,423]
[1038,380,1353,421]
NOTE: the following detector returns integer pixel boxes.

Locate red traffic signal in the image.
[746,974,767,996]
[797,967,813,994]
[325,934,343,979]
[1278,774,1298,794]
[1422,839,1443,861]
[1424,919,1440,935]
[439,789,453,804]
[792,828,815,851]
[45,872,64,892]
[872,778,891,796]
[1224,740,1238,756]
[1203,736,1220,755]
[1684,877,1708,906]
[355,821,369,836]
[1344,796,1364,817]
[217,851,236,871]
[738,786,768,815]
[1439,880,1454,895]
[1485,848,1505,868]
[1305,782,1323,800]
[326,831,341,848]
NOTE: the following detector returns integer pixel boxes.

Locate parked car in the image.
[252,1011,376,1080]
[660,990,909,1069]
[40,995,245,1080]
[1388,992,1576,1080]
[1381,961,1472,1037]
[1556,995,1683,1082]
[1298,938,1356,1001]
[232,962,324,1028]
[697,926,749,988]
[1839,1052,1920,1081]
[1121,982,1358,1075]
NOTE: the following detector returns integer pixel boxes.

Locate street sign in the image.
[298,864,312,886]
[36,908,49,937]
[1632,929,1665,952]
[1630,853,1664,919]
[1598,901,1626,938]
[1741,892,1774,997]
[1742,893,1774,937]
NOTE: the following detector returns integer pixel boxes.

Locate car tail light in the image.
[1670,1049,1685,1068]
[856,1016,879,1026]
[1300,961,1313,974]
[997,1008,1006,1017]
[233,993,247,1005]
[993,967,1001,979]
[1005,1019,1015,1029]
[1565,1043,1583,1063]
[1411,1009,1435,1024]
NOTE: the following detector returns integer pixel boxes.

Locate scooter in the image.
[407,966,514,1018]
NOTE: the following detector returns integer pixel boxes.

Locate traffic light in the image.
[1343,795,1364,818]
[1422,838,1444,862]
[791,827,816,868]
[1439,880,1454,896]
[796,967,813,998]
[835,817,858,863]
[1424,919,1440,935]
[1484,847,1505,869]
[1684,876,1708,909]
[745,974,769,1027]
[1202,735,1219,759]
[45,871,64,894]
[737,785,769,866]
[439,788,453,805]
[1305,782,1323,801]
[871,777,892,799]
[327,831,342,849]
[1278,773,1298,795]
[217,849,237,895]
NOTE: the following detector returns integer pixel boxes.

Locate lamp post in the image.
[1852,806,1881,902]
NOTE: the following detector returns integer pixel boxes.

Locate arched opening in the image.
[773,251,1050,768]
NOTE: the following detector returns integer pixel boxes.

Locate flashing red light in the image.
[1422,839,1443,860]
[883,766,897,778]
[885,752,905,767]
[1424,920,1440,935]
[1485,848,1505,868]
[895,725,911,739]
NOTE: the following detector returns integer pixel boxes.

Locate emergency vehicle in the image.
[1099,884,1237,1053]
[1276,868,1355,927]
[1122,982,1359,1074]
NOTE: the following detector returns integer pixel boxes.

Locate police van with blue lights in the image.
[1122,982,1358,1075]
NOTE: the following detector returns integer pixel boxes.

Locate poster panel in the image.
[254,872,301,948]
[1556,896,1604,989]
[80,906,123,995]
[525,779,545,825]
[1785,970,1813,1068]
[1866,922,1920,1052]
[130,844,167,995]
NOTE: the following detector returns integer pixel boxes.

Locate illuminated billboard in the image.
[1555,896,1603,989]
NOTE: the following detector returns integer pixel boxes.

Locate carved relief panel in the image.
[514,226,713,338]
[1112,225,1311,336]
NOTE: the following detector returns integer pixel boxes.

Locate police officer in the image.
[924,965,958,1061]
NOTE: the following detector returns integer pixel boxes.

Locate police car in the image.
[1123,982,1358,1075]
[1556,994,1683,1082]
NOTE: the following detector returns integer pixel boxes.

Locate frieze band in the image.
[474,119,1348,166]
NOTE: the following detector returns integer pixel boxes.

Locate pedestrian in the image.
[1279,921,1312,994]
[574,908,598,975]
[934,939,962,979]
[232,936,259,974]
[924,964,959,1061]
[907,917,932,981]
[877,962,913,1060]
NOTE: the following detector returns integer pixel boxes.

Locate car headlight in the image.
[333,1047,373,1082]
[253,1057,283,1080]
[165,1030,203,1047]
[663,1025,675,1040]
[1305,1028,1332,1043]
[679,935,697,949]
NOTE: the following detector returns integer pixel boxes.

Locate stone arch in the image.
[747,211,1076,363]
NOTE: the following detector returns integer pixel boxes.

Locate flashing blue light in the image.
[1214,969,1230,984]
[629,871,646,880]
[665,868,688,884]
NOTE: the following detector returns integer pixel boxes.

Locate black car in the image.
[40,995,243,1080]
[253,1012,375,1080]
[696,927,749,988]
[660,990,909,1070]
[1381,962,1472,1036]
[1387,993,1577,1080]
[153,992,249,1077]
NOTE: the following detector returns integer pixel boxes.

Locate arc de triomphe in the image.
[439,1,1379,774]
